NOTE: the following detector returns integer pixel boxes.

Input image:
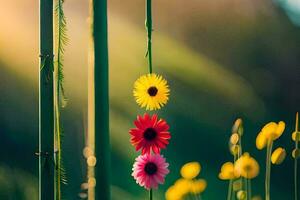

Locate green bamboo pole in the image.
[90,0,111,199]
[39,0,54,200]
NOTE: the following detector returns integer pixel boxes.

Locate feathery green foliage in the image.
[54,0,68,199]
[55,0,68,107]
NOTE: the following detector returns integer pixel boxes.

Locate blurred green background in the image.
[0,0,299,199]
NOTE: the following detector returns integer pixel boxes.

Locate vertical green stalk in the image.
[295,112,299,200]
[265,140,273,200]
[39,0,54,200]
[149,189,153,200]
[146,0,153,74]
[248,178,251,200]
[91,0,111,199]
[227,179,233,200]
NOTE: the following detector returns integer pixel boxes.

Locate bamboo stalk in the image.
[89,0,111,199]
[39,0,54,200]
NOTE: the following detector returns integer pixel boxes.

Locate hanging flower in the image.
[132,154,169,190]
[133,73,170,110]
[129,113,171,155]
[234,153,259,179]
[180,162,201,179]
[271,147,286,165]
[218,162,240,180]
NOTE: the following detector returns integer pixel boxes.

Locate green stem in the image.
[91,0,111,199]
[265,140,273,200]
[146,0,153,73]
[54,2,62,199]
[227,179,233,200]
[239,135,243,158]
[39,0,54,200]
[247,178,251,200]
[295,158,298,200]
[149,189,153,200]
[295,112,299,200]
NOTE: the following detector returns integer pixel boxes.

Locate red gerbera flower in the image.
[129,113,171,155]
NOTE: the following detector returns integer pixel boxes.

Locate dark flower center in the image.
[144,162,158,175]
[147,86,158,96]
[143,128,157,141]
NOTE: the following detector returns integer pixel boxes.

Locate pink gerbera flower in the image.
[129,113,171,155]
[132,154,169,190]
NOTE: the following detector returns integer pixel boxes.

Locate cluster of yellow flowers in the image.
[219,114,300,200]
[165,162,207,200]
[219,152,259,181]
[219,119,260,200]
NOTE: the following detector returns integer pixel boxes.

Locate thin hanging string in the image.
[146,0,153,74]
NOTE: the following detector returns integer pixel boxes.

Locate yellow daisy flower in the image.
[271,147,286,165]
[180,162,201,179]
[234,153,259,179]
[133,73,170,110]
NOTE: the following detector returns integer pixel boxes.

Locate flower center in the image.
[143,128,157,141]
[144,162,158,175]
[147,86,158,96]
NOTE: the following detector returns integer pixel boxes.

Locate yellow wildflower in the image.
[165,185,183,200]
[232,118,243,136]
[256,131,267,150]
[292,149,300,159]
[292,131,300,141]
[230,133,239,145]
[190,179,207,194]
[261,121,285,141]
[230,145,240,156]
[219,162,239,180]
[174,178,192,196]
[271,147,286,165]
[180,162,201,179]
[234,153,259,179]
[236,190,246,200]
